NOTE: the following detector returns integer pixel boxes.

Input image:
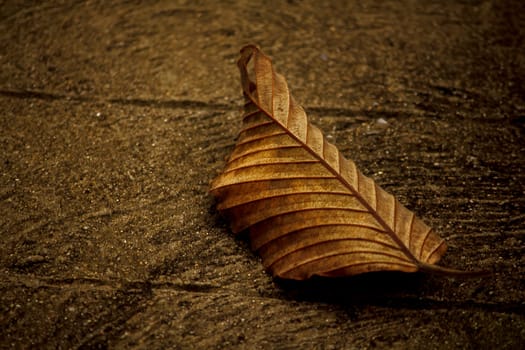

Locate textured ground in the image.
[1,1,524,349]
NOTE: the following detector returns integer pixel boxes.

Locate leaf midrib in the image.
[240,56,421,267]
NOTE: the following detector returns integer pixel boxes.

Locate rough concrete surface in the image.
[1,1,524,349]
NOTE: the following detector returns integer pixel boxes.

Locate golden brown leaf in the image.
[211,45,484,280]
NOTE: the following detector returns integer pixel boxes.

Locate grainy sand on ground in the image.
[1,1,524,348]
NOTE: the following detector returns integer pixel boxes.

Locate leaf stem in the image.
[418,262,491,278]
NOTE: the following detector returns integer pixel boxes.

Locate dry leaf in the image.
[211,45,484,280]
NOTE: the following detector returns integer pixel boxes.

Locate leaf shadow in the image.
[273,273,524,315]
[274,272,434,306]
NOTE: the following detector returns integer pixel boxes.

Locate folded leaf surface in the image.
[211,45,451,280]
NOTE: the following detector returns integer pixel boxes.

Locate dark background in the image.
[1,1,524,348]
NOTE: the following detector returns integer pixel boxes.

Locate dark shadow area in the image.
[275,272,524,314]
[276,271,429,304]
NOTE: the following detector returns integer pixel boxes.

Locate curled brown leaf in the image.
[211,45,486,280]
